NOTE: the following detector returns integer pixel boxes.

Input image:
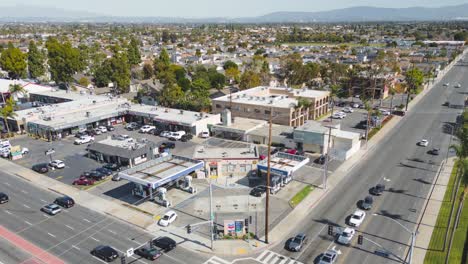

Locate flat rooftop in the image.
[248,124,294,138]
[213,86,329,109]
[212,117,267,134]
[87,137,157,160]
[118,154,204,189]
[193,145,259,160]
[257,152,310,176]
[129,104,220,126]
[295,120,329,134]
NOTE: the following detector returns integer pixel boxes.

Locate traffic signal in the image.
[328,225,333,236]
[120,256,126,264]
[358,235,363,245]
[245,218,249,226]
[187,225,192,234]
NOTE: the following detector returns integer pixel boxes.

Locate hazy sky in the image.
[2,0,468,17]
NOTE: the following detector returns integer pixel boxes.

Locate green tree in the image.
[225,67,240,83]
[223,60,238,70]
[142,62,153,79]
[46,38,84,85]
[78,77,90,87]
[127,37,141,66]
[110,52,131,93]
[8,83,27,101]
[195,49,202,58]
[404,67,424,110]
[0,97,17,136]
[239,70,261,90]
[27,41,45,79]
[0,43,27,79]
[94,59,113,87]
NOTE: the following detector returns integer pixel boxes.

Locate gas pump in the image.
[154,188,171,207]
[132,183,146,198]
[176,176,197,194]
[270,176,281,194]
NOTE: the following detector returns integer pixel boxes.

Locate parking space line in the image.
[21,190,28,194]
[90,237,100,242]
[65,225,74,230]
[91,255,108,264]
[24,221,32,226]
[23,204,31,209]
[4,210,13,215]
[3,182,10,186]
[83,218,91,223]
[47,232,56,238]
[107,229,116,235]
[72,245,80,250]
[40,199,47,203]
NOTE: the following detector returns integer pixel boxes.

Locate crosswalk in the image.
[203,250,303,264]
[256,250,303,264]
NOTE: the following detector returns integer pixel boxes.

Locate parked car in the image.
[348,210,366,227]
[103,163,121,171]
[332,112,346,119]
[250,186,267,197]
[285,233,307,252]
[73,177,95,186]
[342,107,354,113]
[82,171,106,181]
[32,163,49,173]
[140,125,156,133]
[54,196,75,208]
[41,203,62,215]
[75,131,88,138]
[0,192,9,204]
[159,211,177,226]
[95,167,113,176]
[360,196,374,210]
[316,154,327,165]
[134,246,162,261]
[97,126,108,133]
[418,139,429,147]
[318,249,338,264]
[91,245,119,262]
[443,83,450,86]
[151,236,177,252]
[370,184,385,196]
[286,149,298,155]
[125,122,139,131]
[106,125,115,131]
[168,131,186,140]
[337,227,355,245]
[352,103,360,108]
[380,109,391,116]
[74,135,94,145]
[49,160,65,169]
[180,134,193,142]
[200,131,210,138]
[160,142,175,149]
[455,83,461,88]
[160,131,171,137]
[429,148,440,155]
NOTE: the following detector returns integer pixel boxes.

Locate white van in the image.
[169,131,186,140]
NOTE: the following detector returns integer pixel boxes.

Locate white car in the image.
[168,131,186,140]
[443,83,450,87]
[115,134,130,141]
[318,249,338,264]
[140,125,156,133]
[348,210,366,227]
[455,83,461,88]
[332,112,346,119]
[337,227,355,245]
[41,203,62,215]
[200,131,210,138]
[342,107,354,113]
[379,109,391,116]
[160,131,171,137]
[352,103,360,108]
[418,139,429,147]
[49,160,65,169]
[0,147,29,158]
[74,135,94,145]
[97,126,108,133]
[159,211,177,227]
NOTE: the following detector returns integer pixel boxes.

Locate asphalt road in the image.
[269,57,468,264]
[0,171,209,264]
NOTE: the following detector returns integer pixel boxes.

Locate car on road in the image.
[285,233,307,252]
[91,245,119,262]
[160,131,171,137]
[54,196,75,208]
[418,139,429,147]
[159,210,177,226]
[72,177,95,186]
[0,192,9,204]
[151,236,177,252]
[103,163,121,171]
[200,131,210,138]
[348,210,366,227]
[49,160,65,169]
[455,83,461,88]
[429,148,440,155]
[134,246,162,260]
[337,227,355,245]
[370,184,385,196]
[74,135,94,145]
[32,163,49,173]
[342,107,354,113]
[41,203,62,215]
[318,249,338,264]
[360,196,374,210]
[139,125,156,133]
[250,186,267,197]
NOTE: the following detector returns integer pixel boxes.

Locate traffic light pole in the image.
[265,107,273,244]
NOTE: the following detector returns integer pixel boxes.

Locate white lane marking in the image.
[83,218,91,223]
[47,232,56,238]
[65,225,74,230]
[4,182,10,186]
[5,210,13,215]
[107,229,116,235]
[91,255,108,264]
[40,199,47,203]
[72,245,80,250]
[24,221,32,226]
[295,224,327,260]
[90,237,100,242]
[43,214,50,218]
[21,190,27,194]
[23,204,31,209]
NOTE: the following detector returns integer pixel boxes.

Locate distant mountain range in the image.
[1,4,468,23]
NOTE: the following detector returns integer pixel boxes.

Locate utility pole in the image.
[323,125,334,189]
[265,107,273,244]
[209,174,214,250]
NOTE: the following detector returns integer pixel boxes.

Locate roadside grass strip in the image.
[289,185,314,208]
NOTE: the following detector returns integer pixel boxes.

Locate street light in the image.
[373,213,417,264]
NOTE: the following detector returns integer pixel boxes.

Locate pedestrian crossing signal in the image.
[328,225,333,236]
[358,235,363,245]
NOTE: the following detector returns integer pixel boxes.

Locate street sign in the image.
[45,148,55,156]
[126,248,134,257]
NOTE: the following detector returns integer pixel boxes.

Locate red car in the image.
[286,149,298,155]
[72,177,95,186]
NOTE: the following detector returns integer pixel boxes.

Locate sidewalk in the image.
[412,158,456,263]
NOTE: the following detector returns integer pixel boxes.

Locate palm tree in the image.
[389,87,396,115]
[8,83,27,102]
[0,97,17,137]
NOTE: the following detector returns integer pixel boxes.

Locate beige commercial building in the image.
[212,86,330,127]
